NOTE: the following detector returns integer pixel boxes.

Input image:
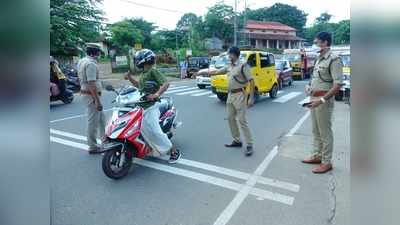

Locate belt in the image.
[311,90,328,97]
[80,90,101,96]
[229,88,244,93]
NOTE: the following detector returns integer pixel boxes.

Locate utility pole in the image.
[234,0,237,46]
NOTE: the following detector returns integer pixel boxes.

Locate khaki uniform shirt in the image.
[77,56,102,91]
[227,61,253,91]
[311,50,343,91]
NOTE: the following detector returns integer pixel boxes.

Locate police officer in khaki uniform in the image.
[223,47,255,156]
[77,44,106,154]
[302,32,343,173]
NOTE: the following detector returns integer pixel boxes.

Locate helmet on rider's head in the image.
[135,49,156,69]
[86,43,103,57]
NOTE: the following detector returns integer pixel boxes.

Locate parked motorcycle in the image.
[50,81,74,104]
[101,84,181,179]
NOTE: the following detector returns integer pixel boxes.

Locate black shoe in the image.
[168,149,182,164]
[245,145,253,156]
[88,146,103,154]
[225,141,243,148]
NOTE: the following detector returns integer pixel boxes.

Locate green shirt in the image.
[138,67,167,109]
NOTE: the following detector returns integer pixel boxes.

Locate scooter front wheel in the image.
[102,146,133,180]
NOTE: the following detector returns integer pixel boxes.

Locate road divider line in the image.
[49,129,300,192]
[191,91,212,96]
[164,87,197,94]
[272,92,302,103]
[214,146,281,225]
[50,135,294,204]
[286,111,310,137]
[176,89,206,95]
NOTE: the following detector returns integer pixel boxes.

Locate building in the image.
[239,20,304,49]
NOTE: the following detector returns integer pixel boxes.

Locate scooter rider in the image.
[125,49,181,163]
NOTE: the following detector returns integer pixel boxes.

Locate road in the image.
[50,79,334,225]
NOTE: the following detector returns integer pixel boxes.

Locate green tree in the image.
[203,2,235,43]
[50,0,104,55]
[334,20,350,44]
[109,20,143,53]
[315,12,333,24]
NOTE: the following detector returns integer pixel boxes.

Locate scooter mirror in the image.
[105,85,115,92]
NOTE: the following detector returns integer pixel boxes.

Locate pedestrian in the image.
[77,44,107,154]
[223,46,255,156]
[302,32,343,173]
[180,58,188,79]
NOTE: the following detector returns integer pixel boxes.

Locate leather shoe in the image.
[312,163,333,174]
[245,145,253,156]
[301,157,322,164]
[225,141,243,148]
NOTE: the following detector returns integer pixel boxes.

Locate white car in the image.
[196,54,229,89]
[196,76,212,89]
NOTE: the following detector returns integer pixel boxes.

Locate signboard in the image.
[115,56,128,66]
[186,49,192,57]
[134,43,142,50]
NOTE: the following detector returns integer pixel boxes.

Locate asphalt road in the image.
[50,79,332,225]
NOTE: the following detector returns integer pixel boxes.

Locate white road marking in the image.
[209,94,217,98]
[164,87,197,94]
[167,86,188,91]
[272,92,302,103]
[176,89,207,95]
[214,146,280,225]
[50,135,294,204]
[277,90,284,95]
[50,108,113,123]
[49,128,300,192]
[298,96,311,105]
[286,111,310,137]
[191,91,212,96]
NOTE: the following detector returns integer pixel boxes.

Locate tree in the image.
[109,20,143,53]
[334,20,350,44]
[176,13,200,31]
[315,12,333,24]
[203,2,235,43]
[50,0,104,55]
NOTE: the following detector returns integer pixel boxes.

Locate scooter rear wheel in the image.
[102,146,133,180]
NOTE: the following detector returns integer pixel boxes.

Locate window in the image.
[260,53,275,68]
[247,53,257,67]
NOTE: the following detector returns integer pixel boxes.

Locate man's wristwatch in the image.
[320,97,326,104]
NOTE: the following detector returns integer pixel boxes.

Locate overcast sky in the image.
[101,0,350,29]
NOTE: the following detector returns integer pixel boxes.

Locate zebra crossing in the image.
[166,85,308,103]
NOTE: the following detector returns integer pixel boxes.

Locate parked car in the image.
[275,59,293,89]
[211,50,278,102]
[283,49,317,80]
[196,53,229,89]
[187,57,210,78]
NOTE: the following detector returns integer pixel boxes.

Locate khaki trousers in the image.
[226,92,253,145]
[83,95,106,149]
[311,96,334,163]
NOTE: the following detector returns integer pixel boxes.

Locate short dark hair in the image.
[228,46,240,57]
[315,32,332,46]
[86,47,101,57]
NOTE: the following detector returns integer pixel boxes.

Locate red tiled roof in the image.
[245,20,296,31]
[241,32,305,41]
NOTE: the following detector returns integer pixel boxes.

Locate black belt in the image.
[229,88,244,93]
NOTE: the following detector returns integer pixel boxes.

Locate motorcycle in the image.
[101,83,182,179]
[61,65,81,92]
[50,81,74,104]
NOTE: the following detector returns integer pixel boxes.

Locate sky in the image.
[101,0,350,29]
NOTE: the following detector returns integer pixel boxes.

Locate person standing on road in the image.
[77,44,106,154]
[302,32,343,173]
[223,46,255,156]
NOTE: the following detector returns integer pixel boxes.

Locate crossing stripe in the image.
[164,87,197,94]
[191,91,212,96]
[50,128,300,192]
[167,86,188,91]
[273,92,302,103]
[298,96,310,105]
[176,89,207,95]
[209,95,217,98]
